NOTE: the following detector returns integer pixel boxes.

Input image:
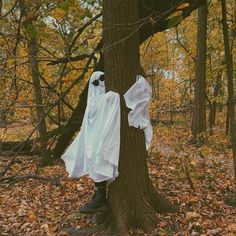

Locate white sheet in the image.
[123,75,153,150]
[62,71,120,182]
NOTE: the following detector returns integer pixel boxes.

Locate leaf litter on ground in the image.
[0,124,236,235]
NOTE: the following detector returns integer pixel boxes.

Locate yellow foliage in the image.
[50,8,67,20]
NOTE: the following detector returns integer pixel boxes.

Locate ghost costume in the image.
[123,75,153,150]
[62,71,120,183]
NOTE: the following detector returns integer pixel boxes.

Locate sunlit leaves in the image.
[50,7,67,20]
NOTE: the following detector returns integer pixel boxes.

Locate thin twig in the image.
[176,28,196,62]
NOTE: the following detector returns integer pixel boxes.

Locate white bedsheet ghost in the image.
[62,71,120,182]
[123,75,153,150]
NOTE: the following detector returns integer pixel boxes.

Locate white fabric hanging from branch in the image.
[124,75,153,150]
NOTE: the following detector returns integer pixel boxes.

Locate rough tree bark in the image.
[53,0,205,159]
[19,0,52,166]
[191,3,208,143]
[221,0,236,180]
[102,0,177,234]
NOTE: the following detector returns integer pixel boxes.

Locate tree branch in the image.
[47,53,95,65]
[176,28,196,62]
[67,12,102,53]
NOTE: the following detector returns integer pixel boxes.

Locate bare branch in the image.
[176,28,196,62]
[47,53,94,65]
[67,12,102,53]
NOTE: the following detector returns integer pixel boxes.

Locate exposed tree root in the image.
[137,204,158,233]
[151,191,179,213]
[148,182,180,213]
[115,213,129,236]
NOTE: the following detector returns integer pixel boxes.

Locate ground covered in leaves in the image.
[0,124,236,235]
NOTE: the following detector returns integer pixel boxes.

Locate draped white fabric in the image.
[123,75,153,150]
[62,73,152,182]
[62,71,120,182]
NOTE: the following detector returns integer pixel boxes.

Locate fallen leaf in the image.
[206,228,221,235]
[28,211,37,222]
[227,224,236,232]
[76,184,84,191]
[186,212,201,221]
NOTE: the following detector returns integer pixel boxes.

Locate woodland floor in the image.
[0,123,236,236]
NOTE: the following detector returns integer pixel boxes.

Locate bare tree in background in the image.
[19,0,52,166]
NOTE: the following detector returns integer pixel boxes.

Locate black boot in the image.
[79,181,109,214]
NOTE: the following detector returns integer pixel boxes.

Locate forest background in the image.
[0,0,236,235]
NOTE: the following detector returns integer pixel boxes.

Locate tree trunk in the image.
[0,109,7,128]
[19,0,52,166]
[191,4,208,143]
[208,61,223,134]
[221,0,236,180]
[0,0,2,16]
[103,0,177,234]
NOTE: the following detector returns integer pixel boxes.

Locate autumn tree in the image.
[191,3,208,143]
[221,0,236,179]
[19,0,52,165]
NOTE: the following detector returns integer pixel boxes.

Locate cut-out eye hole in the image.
[99,74,105,81]
[92,80,99,86]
